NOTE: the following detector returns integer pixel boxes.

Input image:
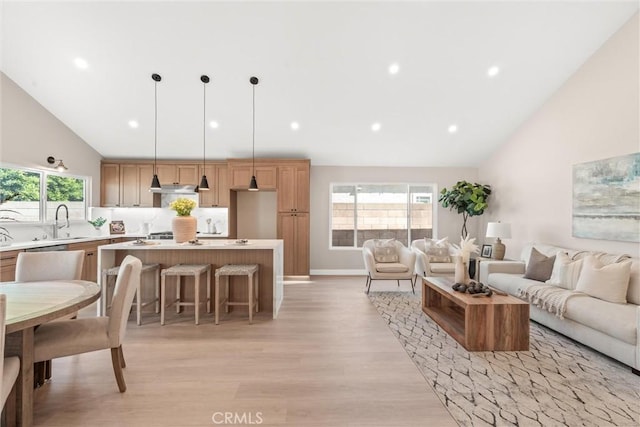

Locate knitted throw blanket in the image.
[518,284,582,319]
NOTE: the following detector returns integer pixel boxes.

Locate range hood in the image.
[150,184,198,194]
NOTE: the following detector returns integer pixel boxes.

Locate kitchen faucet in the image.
[53,203,69,239]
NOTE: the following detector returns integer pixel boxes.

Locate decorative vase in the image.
[172,216,197,243]
[454,256,470,285]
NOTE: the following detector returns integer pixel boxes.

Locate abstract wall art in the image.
[573,152,640,242]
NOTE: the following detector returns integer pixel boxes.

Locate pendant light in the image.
[150,73,162,190]
[248,76,259,191]
[198,75,210,191]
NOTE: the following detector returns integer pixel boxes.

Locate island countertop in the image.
[98,239,284,319]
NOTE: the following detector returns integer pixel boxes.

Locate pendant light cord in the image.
[154,79,158,175]
[203,79,206,169]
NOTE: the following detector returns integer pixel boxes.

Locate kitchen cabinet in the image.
[101,163,120,207]
[278,212,309,276]
[199,163,229,207]
[120,164,154,207]
[68,240,109,282]
[0,249,22,282]
[277,161,310,213]
[156,164,199,186]
[228,160,277,190]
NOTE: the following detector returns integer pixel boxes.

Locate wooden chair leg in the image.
[4,381,16,427]
[110,346,127,392]
[119,346,126,368]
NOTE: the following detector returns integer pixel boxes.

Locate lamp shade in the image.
[486,222,511,239]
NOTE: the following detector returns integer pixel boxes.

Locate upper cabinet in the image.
[198,163,229,207]
[120,164,154,207]
[156,164,199,186]
[277,161,310,212]
[228,160,277,190]
[100,163,120,207]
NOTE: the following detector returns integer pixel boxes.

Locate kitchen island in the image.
[98,239,284,319]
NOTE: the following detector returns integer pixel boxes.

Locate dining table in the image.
[0,280,101,427]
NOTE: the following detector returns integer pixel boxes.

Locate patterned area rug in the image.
[368,291,640,427]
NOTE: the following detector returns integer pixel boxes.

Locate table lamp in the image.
[486,222,511,260]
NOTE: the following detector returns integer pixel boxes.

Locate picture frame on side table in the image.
[481,244,492,258]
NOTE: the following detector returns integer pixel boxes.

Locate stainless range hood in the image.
[150,184,198,194]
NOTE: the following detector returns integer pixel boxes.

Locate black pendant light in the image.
[248,76,259,191]
[150,73,162,190]
[198,75,210,191]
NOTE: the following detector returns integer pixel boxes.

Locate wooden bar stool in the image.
[215,264,259,325]
[161,264,211,325]
[101,263,160,325]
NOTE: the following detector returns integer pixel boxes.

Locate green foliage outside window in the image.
[0,168,40,201]
[47,175,84,201]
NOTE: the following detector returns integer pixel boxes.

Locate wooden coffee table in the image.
[421,276,529,351]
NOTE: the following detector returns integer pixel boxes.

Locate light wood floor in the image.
[33,276,456,426]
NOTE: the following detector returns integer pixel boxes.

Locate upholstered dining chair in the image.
[0,294,20,426]
[33,255,142,393]
[362,239,416,294]
[15,250,85,387]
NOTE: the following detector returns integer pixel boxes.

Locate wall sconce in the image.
[47,156,68,172]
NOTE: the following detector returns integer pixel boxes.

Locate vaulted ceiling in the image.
[2,1,637,167]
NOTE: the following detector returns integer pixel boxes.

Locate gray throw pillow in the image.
[524,247,556,282]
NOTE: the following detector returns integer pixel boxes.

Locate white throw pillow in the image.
[575,255,632,304]
[373,239,398,263]
[546,252,583,290]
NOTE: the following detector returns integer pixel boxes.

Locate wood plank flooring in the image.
[33,276,456,426]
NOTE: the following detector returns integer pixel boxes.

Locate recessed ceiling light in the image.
[388,63,400,75]
[290,121,300,130]
[487,66,500,77]
[209,121,219,129]
[74,57,89,70]
[448,124,458,134]
[128,120,139,129]
[371,122,381,132]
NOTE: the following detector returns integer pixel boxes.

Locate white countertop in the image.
[100,239,283,250]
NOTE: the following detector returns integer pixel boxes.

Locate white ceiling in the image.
[2,1,637,167]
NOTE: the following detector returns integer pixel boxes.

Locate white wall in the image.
[0,72,102,205]
[310,165,480,273]
[478,13,639,260]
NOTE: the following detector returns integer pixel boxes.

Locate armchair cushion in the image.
[376,262,409,273]
[373,239,399,263]
[426,246,451,263]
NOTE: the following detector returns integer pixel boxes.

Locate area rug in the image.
[368,291,640,427]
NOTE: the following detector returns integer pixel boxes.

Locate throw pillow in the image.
[546,252,583,290]
[524,247,556,282]
[373,239,398,263]
[575,255,632,304]
[426,246,451,263]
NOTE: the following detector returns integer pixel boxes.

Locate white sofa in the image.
[410,239,455,280]
[479,243,639,371]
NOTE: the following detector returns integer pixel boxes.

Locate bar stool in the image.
[161,264,211,325]
[101,263,160,325]
[215,264,259,325]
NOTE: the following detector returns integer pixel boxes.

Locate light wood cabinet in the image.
[278,212,310,275]
[0,250,22,282]
[101,163,120,207]
[156,164,199,186]
[277,162,310,212]
[228,161,277,190]
[199,163,229,207]
[155,164,177,186]
[120,164,154,207]
[68,239,110,282]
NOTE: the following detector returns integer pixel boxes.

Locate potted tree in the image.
[438,181,491,238]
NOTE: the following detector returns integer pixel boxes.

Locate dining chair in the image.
[15,250,85,387]
[0,294,20,426]
[33,255,142,393]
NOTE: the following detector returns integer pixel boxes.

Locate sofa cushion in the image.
[426,246,451,263]
[375,262,409,273]
[564,294,637,345]
[546,252,583,290]
[575,255,632,304]
[488,273,542,297]
[524,247,556,282]
[430,262,455,274]
[373,239,398,263]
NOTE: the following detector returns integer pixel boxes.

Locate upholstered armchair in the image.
[411,238,455,282]
[362,239,416,294]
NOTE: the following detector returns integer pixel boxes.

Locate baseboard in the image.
[309,269,366,276]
